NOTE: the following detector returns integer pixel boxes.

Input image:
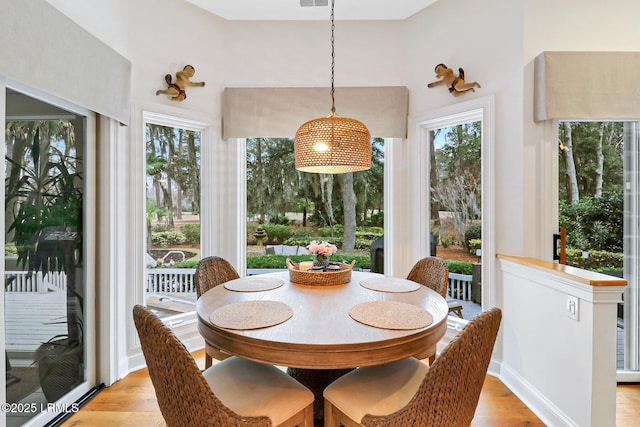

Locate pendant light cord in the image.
[330,0,336,115]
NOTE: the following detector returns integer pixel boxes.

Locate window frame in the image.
[136,108,213,336]
[414,95,495,330]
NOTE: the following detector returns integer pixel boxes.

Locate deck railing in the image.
[448,272,473,301]
[3,268,474,300]
[5,271,67,293]
[146,268,197,293]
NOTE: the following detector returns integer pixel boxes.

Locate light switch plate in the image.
[567,295,579,320]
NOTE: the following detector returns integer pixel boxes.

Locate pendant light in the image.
[294,0,371,174]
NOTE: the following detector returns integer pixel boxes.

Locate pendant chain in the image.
[330,0,336,114]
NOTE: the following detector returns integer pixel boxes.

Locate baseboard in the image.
[500,362,577,427]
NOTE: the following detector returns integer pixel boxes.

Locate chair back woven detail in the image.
[132,305,271,427]
[195,256,239,367]
[361,307,502,427]
[406,256,449,297]
[195,256,240,298]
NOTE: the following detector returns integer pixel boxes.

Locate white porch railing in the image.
[3,269,198,294]
[146,268,196,293]
[448,272,473,301]
[3,269,473,301]
[5,271,67,293]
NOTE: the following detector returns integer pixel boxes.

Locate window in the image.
[416,96,495,326]
[429,122,482,318]
[142,111,208,326]
[244,137,385,276]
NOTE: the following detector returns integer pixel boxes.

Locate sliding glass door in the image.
[4,87,94,425]
[557,120,640,379]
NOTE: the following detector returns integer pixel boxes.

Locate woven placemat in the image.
[349,301,433,330]
[360,277,420,293]
[209,300,293,330]
[224,277,284,292]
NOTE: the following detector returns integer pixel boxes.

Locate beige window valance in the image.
[0,0,131,125]
[222,86,409,139]
[534,51,640,122]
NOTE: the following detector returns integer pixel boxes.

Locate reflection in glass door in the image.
[5,89,86,424]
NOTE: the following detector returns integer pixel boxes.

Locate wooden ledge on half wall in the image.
[497,254,627,287]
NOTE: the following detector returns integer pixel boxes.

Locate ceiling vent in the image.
[300,0,328,7]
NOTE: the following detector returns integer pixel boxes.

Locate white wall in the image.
[499,257,624,426]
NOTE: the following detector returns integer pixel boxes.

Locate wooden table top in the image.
[197,270,449,369]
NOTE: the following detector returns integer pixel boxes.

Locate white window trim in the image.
[127,103,216,374]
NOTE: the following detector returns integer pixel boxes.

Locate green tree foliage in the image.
[246,138,298,222]
[557,122,624,258]
[558,122,623,202]
[431,122,481,243]
[146,124,201,224]
[5,122,82,271]
[559,190,623,252]
[437,122,481,181]
[181,223,200,245]
[246,138,385,230]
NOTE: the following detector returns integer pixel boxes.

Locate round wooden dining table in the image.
[196,269,449,370]
[197,269,449,420]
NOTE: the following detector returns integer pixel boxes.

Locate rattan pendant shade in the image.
[295,113,371,174]
[294,0,371,174]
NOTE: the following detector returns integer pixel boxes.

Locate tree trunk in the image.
[166,131,176,227]
[187,132,200,214]
[561,122,580,203]
[256,138,266,223]
[176,130,184,219]
[429,130,441,225]
[340,173,357,250]
[321,174,335,228]
[302,202,308,228]
[595,122,605,198]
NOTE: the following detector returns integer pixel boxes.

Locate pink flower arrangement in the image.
[307,240,338,257]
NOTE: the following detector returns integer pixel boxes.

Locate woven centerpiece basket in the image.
[286,258,356,286]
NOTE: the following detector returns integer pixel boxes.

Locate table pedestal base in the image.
[286,367,353,422]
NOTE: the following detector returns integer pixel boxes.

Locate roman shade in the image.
[0,0,131,125]
[222,86,409,139]
[534,51,640,122]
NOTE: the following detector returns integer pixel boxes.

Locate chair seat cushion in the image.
[204,357,313,425]
[324,357,428,423]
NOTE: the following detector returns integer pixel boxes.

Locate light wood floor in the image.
[60,350,640,427]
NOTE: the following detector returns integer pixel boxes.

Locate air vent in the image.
[300,0,328,7]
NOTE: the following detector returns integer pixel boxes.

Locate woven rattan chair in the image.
[323,307,502,427]
[195,256,240,368]
[406,256,449,297]
[133,305,314,427]
[406,256,449,363]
